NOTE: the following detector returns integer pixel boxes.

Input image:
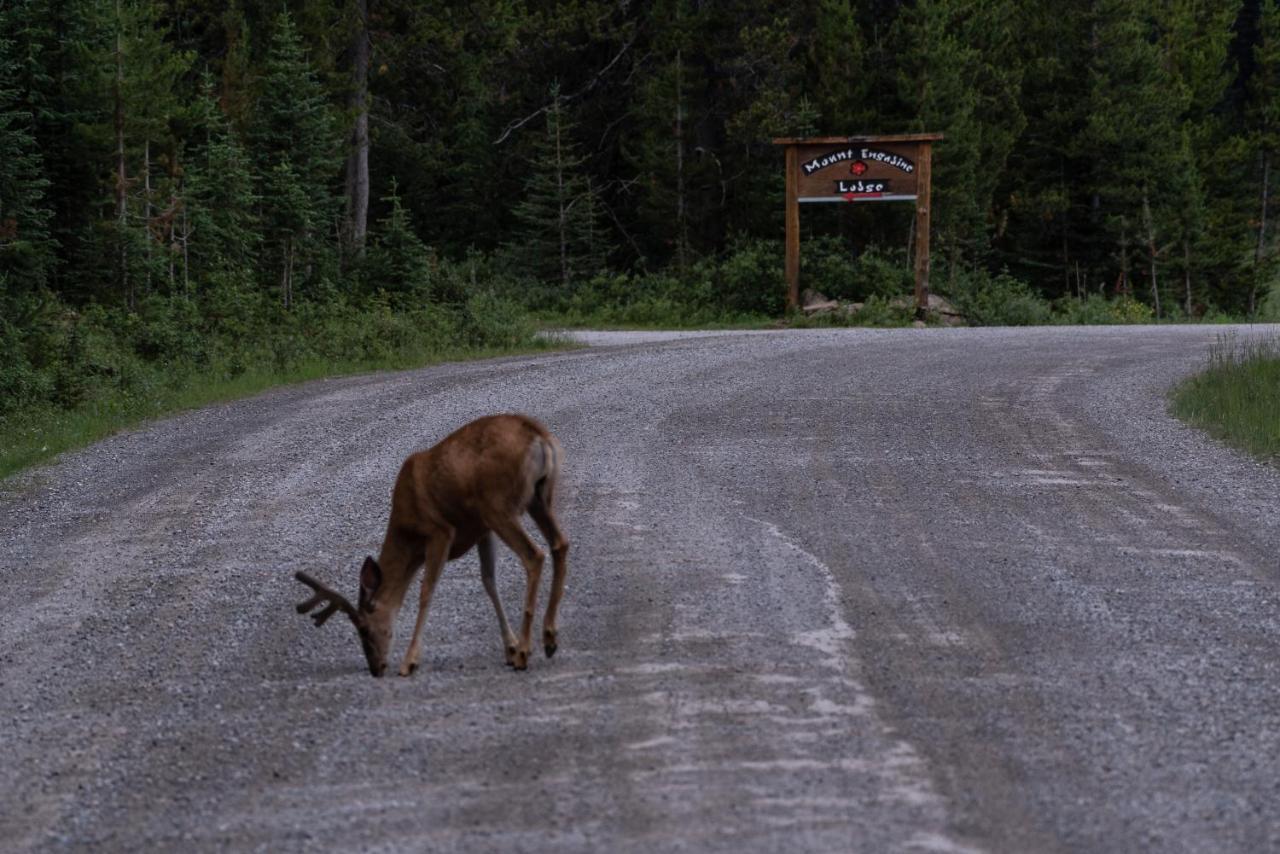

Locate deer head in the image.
[295,558,393,677]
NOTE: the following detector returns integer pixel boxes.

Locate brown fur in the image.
[296,413,569,677]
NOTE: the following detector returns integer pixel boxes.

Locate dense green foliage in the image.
[1172,334,1280,461]
[4,0,1280,438]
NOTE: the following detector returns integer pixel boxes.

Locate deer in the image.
[293,413,569,678]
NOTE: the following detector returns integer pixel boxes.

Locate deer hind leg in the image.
[529,491,569,659]
[477,531,519,666]
[489,518,544,671]
[398,532,452,677]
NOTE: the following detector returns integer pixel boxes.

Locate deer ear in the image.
[359,556,382,610]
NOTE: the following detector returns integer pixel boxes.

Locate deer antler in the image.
[295,571,358,627]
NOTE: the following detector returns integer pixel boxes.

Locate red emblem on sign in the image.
[850,160,869,176]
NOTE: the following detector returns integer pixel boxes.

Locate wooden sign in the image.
[773,133,942,313]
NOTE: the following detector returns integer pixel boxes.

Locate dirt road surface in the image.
[2,326,1277,852]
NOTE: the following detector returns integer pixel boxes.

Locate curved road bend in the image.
[1,325,1277,852]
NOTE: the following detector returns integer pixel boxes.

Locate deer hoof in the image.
[398,661,418,677]
[543,629,558,658]
[511,649,529,671]
[504,645,518,667]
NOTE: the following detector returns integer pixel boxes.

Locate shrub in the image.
[1053,294,1122,325]
[854,295,915,327]
[711,238,786,315]
[802,238,912,302]
[1258,279,1280,322]
[0,320,50,416]
[1109,296,1155,324]
[129,294,207,364]
[946,268,1052,326]
[463,292,537,348]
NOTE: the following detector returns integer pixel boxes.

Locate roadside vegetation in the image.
[1171,334,1280,463]
[0,285,559,480]
[8,3,1280,478]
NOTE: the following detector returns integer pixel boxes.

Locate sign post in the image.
[773,133,942,315]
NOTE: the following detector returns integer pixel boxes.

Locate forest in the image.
[4,0,1280,432]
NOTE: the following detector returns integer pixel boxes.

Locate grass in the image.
[0,339,569,483]
[532,307,774,330]
[1170,333,1280,462]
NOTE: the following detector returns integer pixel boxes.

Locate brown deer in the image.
[294,413,569,677]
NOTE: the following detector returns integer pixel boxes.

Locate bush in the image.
[855,295,916,326]
[709,237,786,315]
[1108,296,1155,324]
[946,268,1052,326]
[463,292,536,348]
[0,320,50,416]
[1259,279,1280,322]
[129,294,207,364]
[802,238,912,302]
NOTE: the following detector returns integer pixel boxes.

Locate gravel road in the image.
[2,325,1277,853]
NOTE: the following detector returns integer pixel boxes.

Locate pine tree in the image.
[510,88,609,287]
[76,0,192,307]
[1159,0,1237,316]
[894,0,1026,279]
[806,0,873,133]
[624,0,707,268]
[0,11,53,297]
[364,179,434,302]
[1247,0,1280,316]
[182,74,259,289]
[1082,2,1188,315]
[248,11,341,307]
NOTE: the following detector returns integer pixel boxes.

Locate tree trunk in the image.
[1118,217,1130,296]
[144,140,152,295]
[181,204,190,296]
[169,146,180,292]
[343,0,370,259]
[1254,149,1270,317]
[674,47,687,271]
[1142,192,1160,319]
[114,0,129,309]
[554,101,569,288]
[283,237,294,310]
[1183,239,1192,318]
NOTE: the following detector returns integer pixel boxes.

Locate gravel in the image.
[1,324,1277,853]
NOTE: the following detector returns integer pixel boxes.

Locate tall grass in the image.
[1171,333,1280,462]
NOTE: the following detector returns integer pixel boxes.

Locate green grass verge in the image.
[1170,333,1280,462]
[532,310,774,330]
[0,340,569,483]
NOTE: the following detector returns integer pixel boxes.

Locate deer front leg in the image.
[477,532,519,666]
[490,519,544,671]
[398,534,452,677]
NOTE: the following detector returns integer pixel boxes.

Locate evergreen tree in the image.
[894,0,1026,280]
[182,74,259,289]
[248,11,341,306]
[1082,1,1188,315]
[364,179,434,302]
[806,0,874,133]
[77,0,192,307]
[0,12,53,297]
[1247,0,1280,316]
[1160,0,1238,315]
[625,0,708,268]
[510,88,609,287]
